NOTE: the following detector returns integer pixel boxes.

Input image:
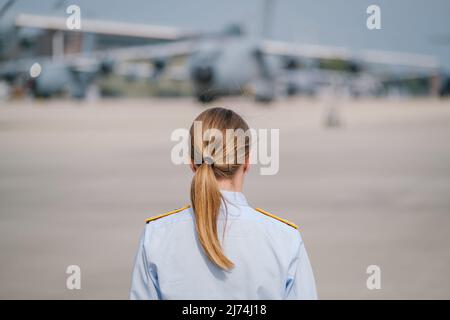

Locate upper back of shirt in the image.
[131,190,316,300]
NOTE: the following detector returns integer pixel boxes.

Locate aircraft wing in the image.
[260,40,353,61]
[260,40,440,70]
[91,39,198,62]
[0,38,198,80]
[257,40,441,97]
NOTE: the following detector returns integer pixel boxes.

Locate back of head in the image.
[189,107,250,270]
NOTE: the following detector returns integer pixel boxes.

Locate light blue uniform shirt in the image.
[129,190,317,299]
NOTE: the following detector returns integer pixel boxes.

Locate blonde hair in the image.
[189,107,250,270]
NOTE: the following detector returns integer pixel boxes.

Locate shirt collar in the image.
[220,190,249,206]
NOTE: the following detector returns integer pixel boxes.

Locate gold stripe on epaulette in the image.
[145,205,190,223]
[254,208,299,229]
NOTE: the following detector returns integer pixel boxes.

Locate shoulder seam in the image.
[145,205,190,223]
[254,207,299,229]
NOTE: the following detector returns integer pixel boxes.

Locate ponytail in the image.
[190,163,234,270]
[189,107,250,271]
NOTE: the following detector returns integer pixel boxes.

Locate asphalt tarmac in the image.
[0,96,449,299]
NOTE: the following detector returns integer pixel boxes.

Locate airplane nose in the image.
[192,65,214,84]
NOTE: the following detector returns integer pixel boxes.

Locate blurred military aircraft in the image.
[104,27,441,102]
[0,0,443,102]
[0,0,208,98]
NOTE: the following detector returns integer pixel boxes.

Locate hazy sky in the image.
[2,0,450,69]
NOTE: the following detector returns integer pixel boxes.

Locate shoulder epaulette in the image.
[145,205,190,224]
[254,207,298,229]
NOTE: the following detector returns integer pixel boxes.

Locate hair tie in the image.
[203,155,214,166]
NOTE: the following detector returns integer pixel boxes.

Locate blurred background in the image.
[0,0,449,299]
